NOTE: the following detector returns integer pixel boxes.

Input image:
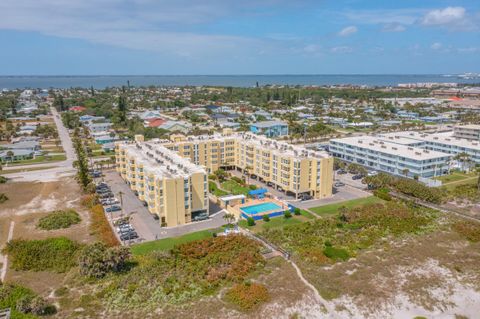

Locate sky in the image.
[0,0,479,75]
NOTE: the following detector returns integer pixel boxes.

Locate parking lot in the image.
[335,171,369,189]
[99,169,227,244]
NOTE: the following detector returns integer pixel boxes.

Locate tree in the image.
[247,217,255,226]
[223,213,236,226]
[6,150,14,162]
[401,168,410,178]
[78,242,131,278]
[118,86,128,124]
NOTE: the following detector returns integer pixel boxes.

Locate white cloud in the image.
[421,7,466,26]
[338,26,357,37]
[330,46,353,54]
[382,23,406,32]
[430,42,442,50]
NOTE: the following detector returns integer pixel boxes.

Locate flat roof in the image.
[330,136,450,161]
[251,120,287,128]
[380,131,480,151]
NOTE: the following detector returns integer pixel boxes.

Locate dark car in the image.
[105,205,121,212]
[337,169,347,174]
[120,232,138,241]
[300,194,312,201]
[99,192,114,199]
[352,174,364,180]
[97,188,111,194]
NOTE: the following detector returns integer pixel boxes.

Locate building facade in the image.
[115,135,209,227]
[250,121,289,138]
[116,131,333,227]
[453,125,480,141]
[329,136,451,178]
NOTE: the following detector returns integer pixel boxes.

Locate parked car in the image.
[120,231,138,241]
[334,181,345,187]
[337,169,347,174]
[99,192,114,199]
[105,205,121,212]
[101,198,119,206]
[352,174,364,180]
[117,225,134,233]
[97,188,111,194]
[300,194,312,201]
[367,170,378,177]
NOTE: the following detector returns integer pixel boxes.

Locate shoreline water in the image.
[0,74,478,89]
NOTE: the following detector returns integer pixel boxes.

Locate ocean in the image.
[0,74,478,89]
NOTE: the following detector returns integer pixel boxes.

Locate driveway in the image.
[335,171,367,189]
[102,169,226,243]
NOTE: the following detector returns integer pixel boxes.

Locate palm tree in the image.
[401,168,410,178]
[6,150,14,163]
[223,213,235,228]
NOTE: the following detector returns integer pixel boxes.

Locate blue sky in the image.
[0,0,479,75]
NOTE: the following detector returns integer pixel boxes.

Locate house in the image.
[250,121,289,138]
[346,122,374,128]
[79,115,106,124]
[86,122,112,134]
[220,122,240,129]
[2,141,40,152]
[146,118,167,128]
[253,110,272,121]
[139,110,162,120]
[94,134,116,145]
[0,149,34,162]
[396,110,419,120]
[18,125,37,135]
[158,121,191,133]
[69,106,86,112]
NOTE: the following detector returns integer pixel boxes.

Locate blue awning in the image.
[248,188,268,196]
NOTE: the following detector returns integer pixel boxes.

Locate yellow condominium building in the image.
[160,130,333,200]
[115,135,208,227]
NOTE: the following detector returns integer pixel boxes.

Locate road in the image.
[2,107,76,182]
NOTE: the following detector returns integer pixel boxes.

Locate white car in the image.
[367,171,378,177]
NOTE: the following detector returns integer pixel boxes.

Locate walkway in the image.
[0,221,15,282]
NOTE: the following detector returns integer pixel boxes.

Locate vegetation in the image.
[3,237,81,273]
[364,173,445,204]
[0,175,7,183]
[453,221,480,242]
[0,192,8,204]
[208,181,228,197]
[131,228,223,255]
[284,211,292,219]
[72,128,93,191]
[0,283,55,318]
[78,242,131,278]
[221,180,250,196]
[263,201,438,265]
[37,209,81,230]
[247,217,256,226]
[310,196,383,217]
[89,204,119,246]
[225,282,269,311]
[100,235,264,311]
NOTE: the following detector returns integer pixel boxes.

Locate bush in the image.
[453,221,480,242]
[294,207,301,215]
[0,283,56,317]
[249,184,257,190]
[80,194,98,208]
[231,176,245,186]
[3,237,81,273]
[373,188,392,201]
[0,193,8,203]
[0,176,7,183]
[323,246,350,261]
[262,215,270,222]
[284,211,292,219]
[79,242,131,278]
[247,217,255,226]
[37,209,81,230]
[226,282,269,311]
[89,204,119,246]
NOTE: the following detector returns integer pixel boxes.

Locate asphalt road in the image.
[2,107,76,182]
[290,184,371,210]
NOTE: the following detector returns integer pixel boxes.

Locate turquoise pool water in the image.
[241,202,282,215]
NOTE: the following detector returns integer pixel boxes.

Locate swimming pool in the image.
[241,202,282,215]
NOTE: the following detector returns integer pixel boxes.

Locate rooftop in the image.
[379,131,480,151]
[251,120,287,128]
[331,136,450,161]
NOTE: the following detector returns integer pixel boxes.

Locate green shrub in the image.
[284,211,292,219]
[374,188,392,201]
[323,246,350,261]
[3,237,81,273]
[226,282,269,310]
[78,242,131,278]
[262,215,270,222]
[0,176,7,183]
[294,208,301,215]
[249,184,257,190]
[0,283,56,317]
[37,209,81,230]
[247,217,255,226]
[0,193,8,203]
[453,221,480,242]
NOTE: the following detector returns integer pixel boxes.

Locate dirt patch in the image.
[298,229,480,318]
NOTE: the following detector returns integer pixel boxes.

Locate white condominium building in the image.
[453,124,480,141]
[329,136,451,178]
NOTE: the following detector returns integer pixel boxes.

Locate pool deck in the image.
[227,198,289,220]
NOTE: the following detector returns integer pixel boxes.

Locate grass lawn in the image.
[209,181,228,197]
[239,212,314,233]
[7,154,66,166]
[131,227,224,255]
[221,180,250,196]
[434,171,476,183]
[310,196,384,217]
